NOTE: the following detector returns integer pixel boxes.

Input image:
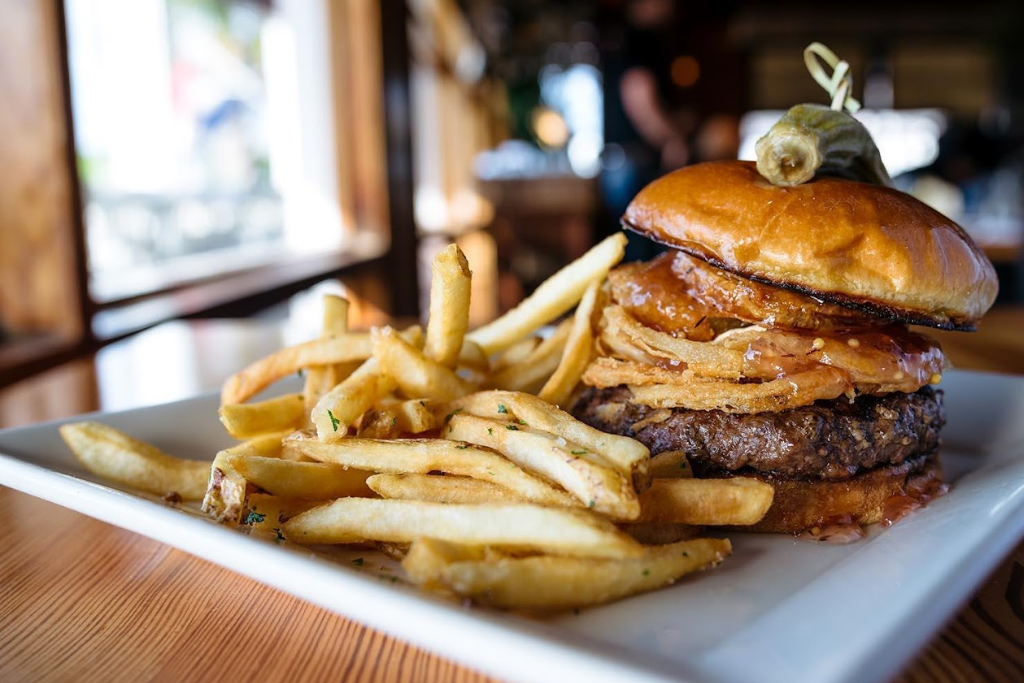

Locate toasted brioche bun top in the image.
[622,160,998,330]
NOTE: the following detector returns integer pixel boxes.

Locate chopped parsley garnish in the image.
[571,449,587,455]
[297,368,305,378]
[273,528,285,543]
[391,417,397,426]
[642,568,650,576]
[244,509,266,525]
[680,461,688,470]
[506,424,519,431]
[517,419,527,425]
[487,427,493,436]
[352,557,365,566]
[681,551,689,558]
[588,500,595,508]
[327,409,341,432]
[443,408,463,424]
[455,444,468,450]
[497,404,508,414]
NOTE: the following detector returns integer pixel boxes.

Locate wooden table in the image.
[2,309,1024,682]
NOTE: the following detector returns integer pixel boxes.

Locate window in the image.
[0,0,392,387]
[65,0,388,306]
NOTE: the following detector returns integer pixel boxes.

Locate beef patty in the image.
[571,385,945,481]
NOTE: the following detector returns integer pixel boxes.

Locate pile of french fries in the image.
[59,233,776,611]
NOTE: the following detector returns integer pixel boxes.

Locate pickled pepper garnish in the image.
[755,43,893,188]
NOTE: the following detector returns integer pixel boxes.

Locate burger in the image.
[571,160,999,535]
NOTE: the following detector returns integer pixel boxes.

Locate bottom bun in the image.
[720,453,945,534]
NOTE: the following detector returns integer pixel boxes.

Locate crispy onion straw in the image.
[602,306,744,379]
[588,303,944,412]
[583,358,851,413]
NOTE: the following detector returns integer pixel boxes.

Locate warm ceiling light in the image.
[533,107,570,148]
[671,55,700,88]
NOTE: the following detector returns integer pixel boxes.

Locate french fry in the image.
[401,538,485,590]
[202,452,372,522]
[282,498,643,558]
[58,229,756,614]
[376,542,411,561]
[223,454,373,500]
[60,422,209,500]
[203,451,249,523]
[218,429,316,461]
[445,413,640,521]
[321,294,351,335]
[648,450,693,479]
[468,233,627,355]
[221,332,372,405]
[638,478,775,526]
[373,326,476,402]
[222,431,292,459]
[360,398,440,438]
[312,361,394,441]
[457,339,489,372]
[403,536,731,610]
[486,319,570,393]
[203,433,324,522]
[618,521,702,545]
[367,473,528,505]
[218,393,306,439]
[303,294,361,414]
[283,431,576,508]
[424,244,472,368]
[241,492,319,541]
[377,397,439,434]
[311,327,422,441]
[491,335,541,372]
[538,279,601,407]
[455,340,490,385]
[448,391,649,486]
[357,407,402,439]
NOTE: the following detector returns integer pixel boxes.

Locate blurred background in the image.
[3,0,1023,392]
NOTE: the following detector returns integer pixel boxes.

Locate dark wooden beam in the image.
[379,0,419,318]
[54,0,95,349]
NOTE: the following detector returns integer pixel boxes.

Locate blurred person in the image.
[692,113,739,163]
[600,0,694,261]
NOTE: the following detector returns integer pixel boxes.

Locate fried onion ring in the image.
[587,305,945,411]
[582,358,851,413]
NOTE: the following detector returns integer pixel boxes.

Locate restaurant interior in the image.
[2,0,1024,680]
[2,0,1023,421]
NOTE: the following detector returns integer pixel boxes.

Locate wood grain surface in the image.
[0,492,496,683]
[2,309,1024,683]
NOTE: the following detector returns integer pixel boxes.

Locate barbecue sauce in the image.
[880,472,949,527]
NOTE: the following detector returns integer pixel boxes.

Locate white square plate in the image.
[1,369,1023,683]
